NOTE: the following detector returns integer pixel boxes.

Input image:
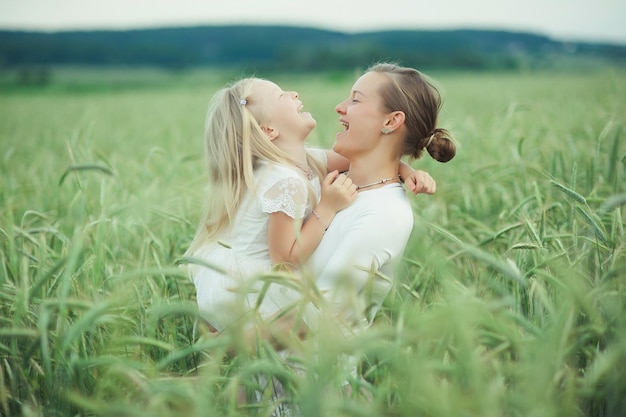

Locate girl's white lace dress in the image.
[188,161,321,332]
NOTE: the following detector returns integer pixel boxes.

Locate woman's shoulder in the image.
[331,185,412,240]
[363,184,410,203]
[371,187,414,232]
[359,185,413,218]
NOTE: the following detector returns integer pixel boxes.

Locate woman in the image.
[304,63,456,334]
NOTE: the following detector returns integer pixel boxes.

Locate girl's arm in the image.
[324,150,350,173]
[399,163,437,195]
[268,171,356,268]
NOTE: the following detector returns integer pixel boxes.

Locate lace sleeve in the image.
[261,176,308,219]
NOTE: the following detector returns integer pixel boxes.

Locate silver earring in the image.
[381,127,392,134]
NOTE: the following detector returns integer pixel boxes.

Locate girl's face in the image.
[251,79,316,142]
[333,71,389,159]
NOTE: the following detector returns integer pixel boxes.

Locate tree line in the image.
[1,25,624,72]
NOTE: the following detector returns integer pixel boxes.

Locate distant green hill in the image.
[1,25,624,71]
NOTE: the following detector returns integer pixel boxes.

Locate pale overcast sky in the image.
[1,0,625,44]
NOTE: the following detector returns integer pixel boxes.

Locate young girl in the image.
[185,77,434,334]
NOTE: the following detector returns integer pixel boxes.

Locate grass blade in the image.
[58,163,114,185]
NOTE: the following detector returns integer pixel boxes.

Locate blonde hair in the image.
[186,78,324,254]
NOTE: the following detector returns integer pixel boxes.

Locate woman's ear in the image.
[383,111,405,132]
[260,125,279,141]
[381,111,406,133]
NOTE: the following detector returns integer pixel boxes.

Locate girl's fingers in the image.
[323,170,339,186]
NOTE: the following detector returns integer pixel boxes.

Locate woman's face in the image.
[333,71,389,159]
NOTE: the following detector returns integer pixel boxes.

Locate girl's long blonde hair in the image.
[186,78,325,255]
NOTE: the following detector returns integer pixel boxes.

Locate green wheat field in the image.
[1,66,625,417]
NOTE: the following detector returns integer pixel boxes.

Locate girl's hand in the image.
[404,170,436,195]
[319,170,357,213]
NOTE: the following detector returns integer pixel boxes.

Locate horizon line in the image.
[0,22,624,46]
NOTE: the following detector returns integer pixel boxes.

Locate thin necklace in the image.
[294,163,313,179]
[355,175,401,190]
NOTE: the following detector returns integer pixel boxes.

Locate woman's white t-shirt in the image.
[304,182,414,331]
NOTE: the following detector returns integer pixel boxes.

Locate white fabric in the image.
[304,183,414,332]
[189,159,323,331]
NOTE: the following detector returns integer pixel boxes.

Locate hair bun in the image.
[426,128,456,163]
